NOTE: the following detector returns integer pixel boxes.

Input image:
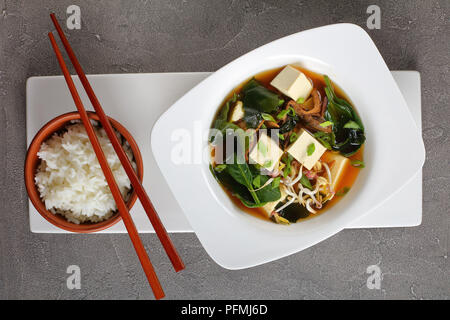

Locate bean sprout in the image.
[275,196,296,213]
[323,162,332,186]
[279,160,335,214]
[253,177,274,191]
[306,199,317,213]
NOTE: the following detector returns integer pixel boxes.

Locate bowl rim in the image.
[24,111,143,233]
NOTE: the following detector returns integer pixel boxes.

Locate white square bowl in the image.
[151,24,425,270]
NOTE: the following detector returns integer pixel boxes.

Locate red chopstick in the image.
[50,13,185,273]
[48,32,165,300]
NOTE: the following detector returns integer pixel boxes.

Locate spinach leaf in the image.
[249,166,282,203]
[212,152,282,208]
[211,166,258,207]
[253,175,261,188]
[272,176,281,189]
[237,183,281,208]
[226,161,258,200]
[255,179,281,203]
[213,161,281,208]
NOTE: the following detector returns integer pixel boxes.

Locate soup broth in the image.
[210,65,365,224]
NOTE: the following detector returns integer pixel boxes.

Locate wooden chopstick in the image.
[50,13,185,273]
[48,32,165,300]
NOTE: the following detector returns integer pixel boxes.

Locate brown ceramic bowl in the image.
[25,111,143,233]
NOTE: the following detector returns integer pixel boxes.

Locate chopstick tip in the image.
[155,292,165,300]
[174,265,185,273]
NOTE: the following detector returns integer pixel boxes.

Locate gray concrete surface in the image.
[0,0,448,300]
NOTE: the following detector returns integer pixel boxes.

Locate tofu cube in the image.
[321,151,350,190]
[270,65,313,101]
[229,101,244,122]
[249,132,283,172]
[287,129,326,170]
[261,186,288,217]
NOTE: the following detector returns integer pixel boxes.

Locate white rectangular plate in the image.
[26,71,421,233]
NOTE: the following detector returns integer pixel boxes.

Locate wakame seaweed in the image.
[210,94,242,147]
[243,107,263,128]
[241,78,283,128]
[279,113,300,134]
[277,202,310,223]
[212,94,240,131]
[323,75,365,156]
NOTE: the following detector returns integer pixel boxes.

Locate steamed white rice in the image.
[35,121,136,224]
